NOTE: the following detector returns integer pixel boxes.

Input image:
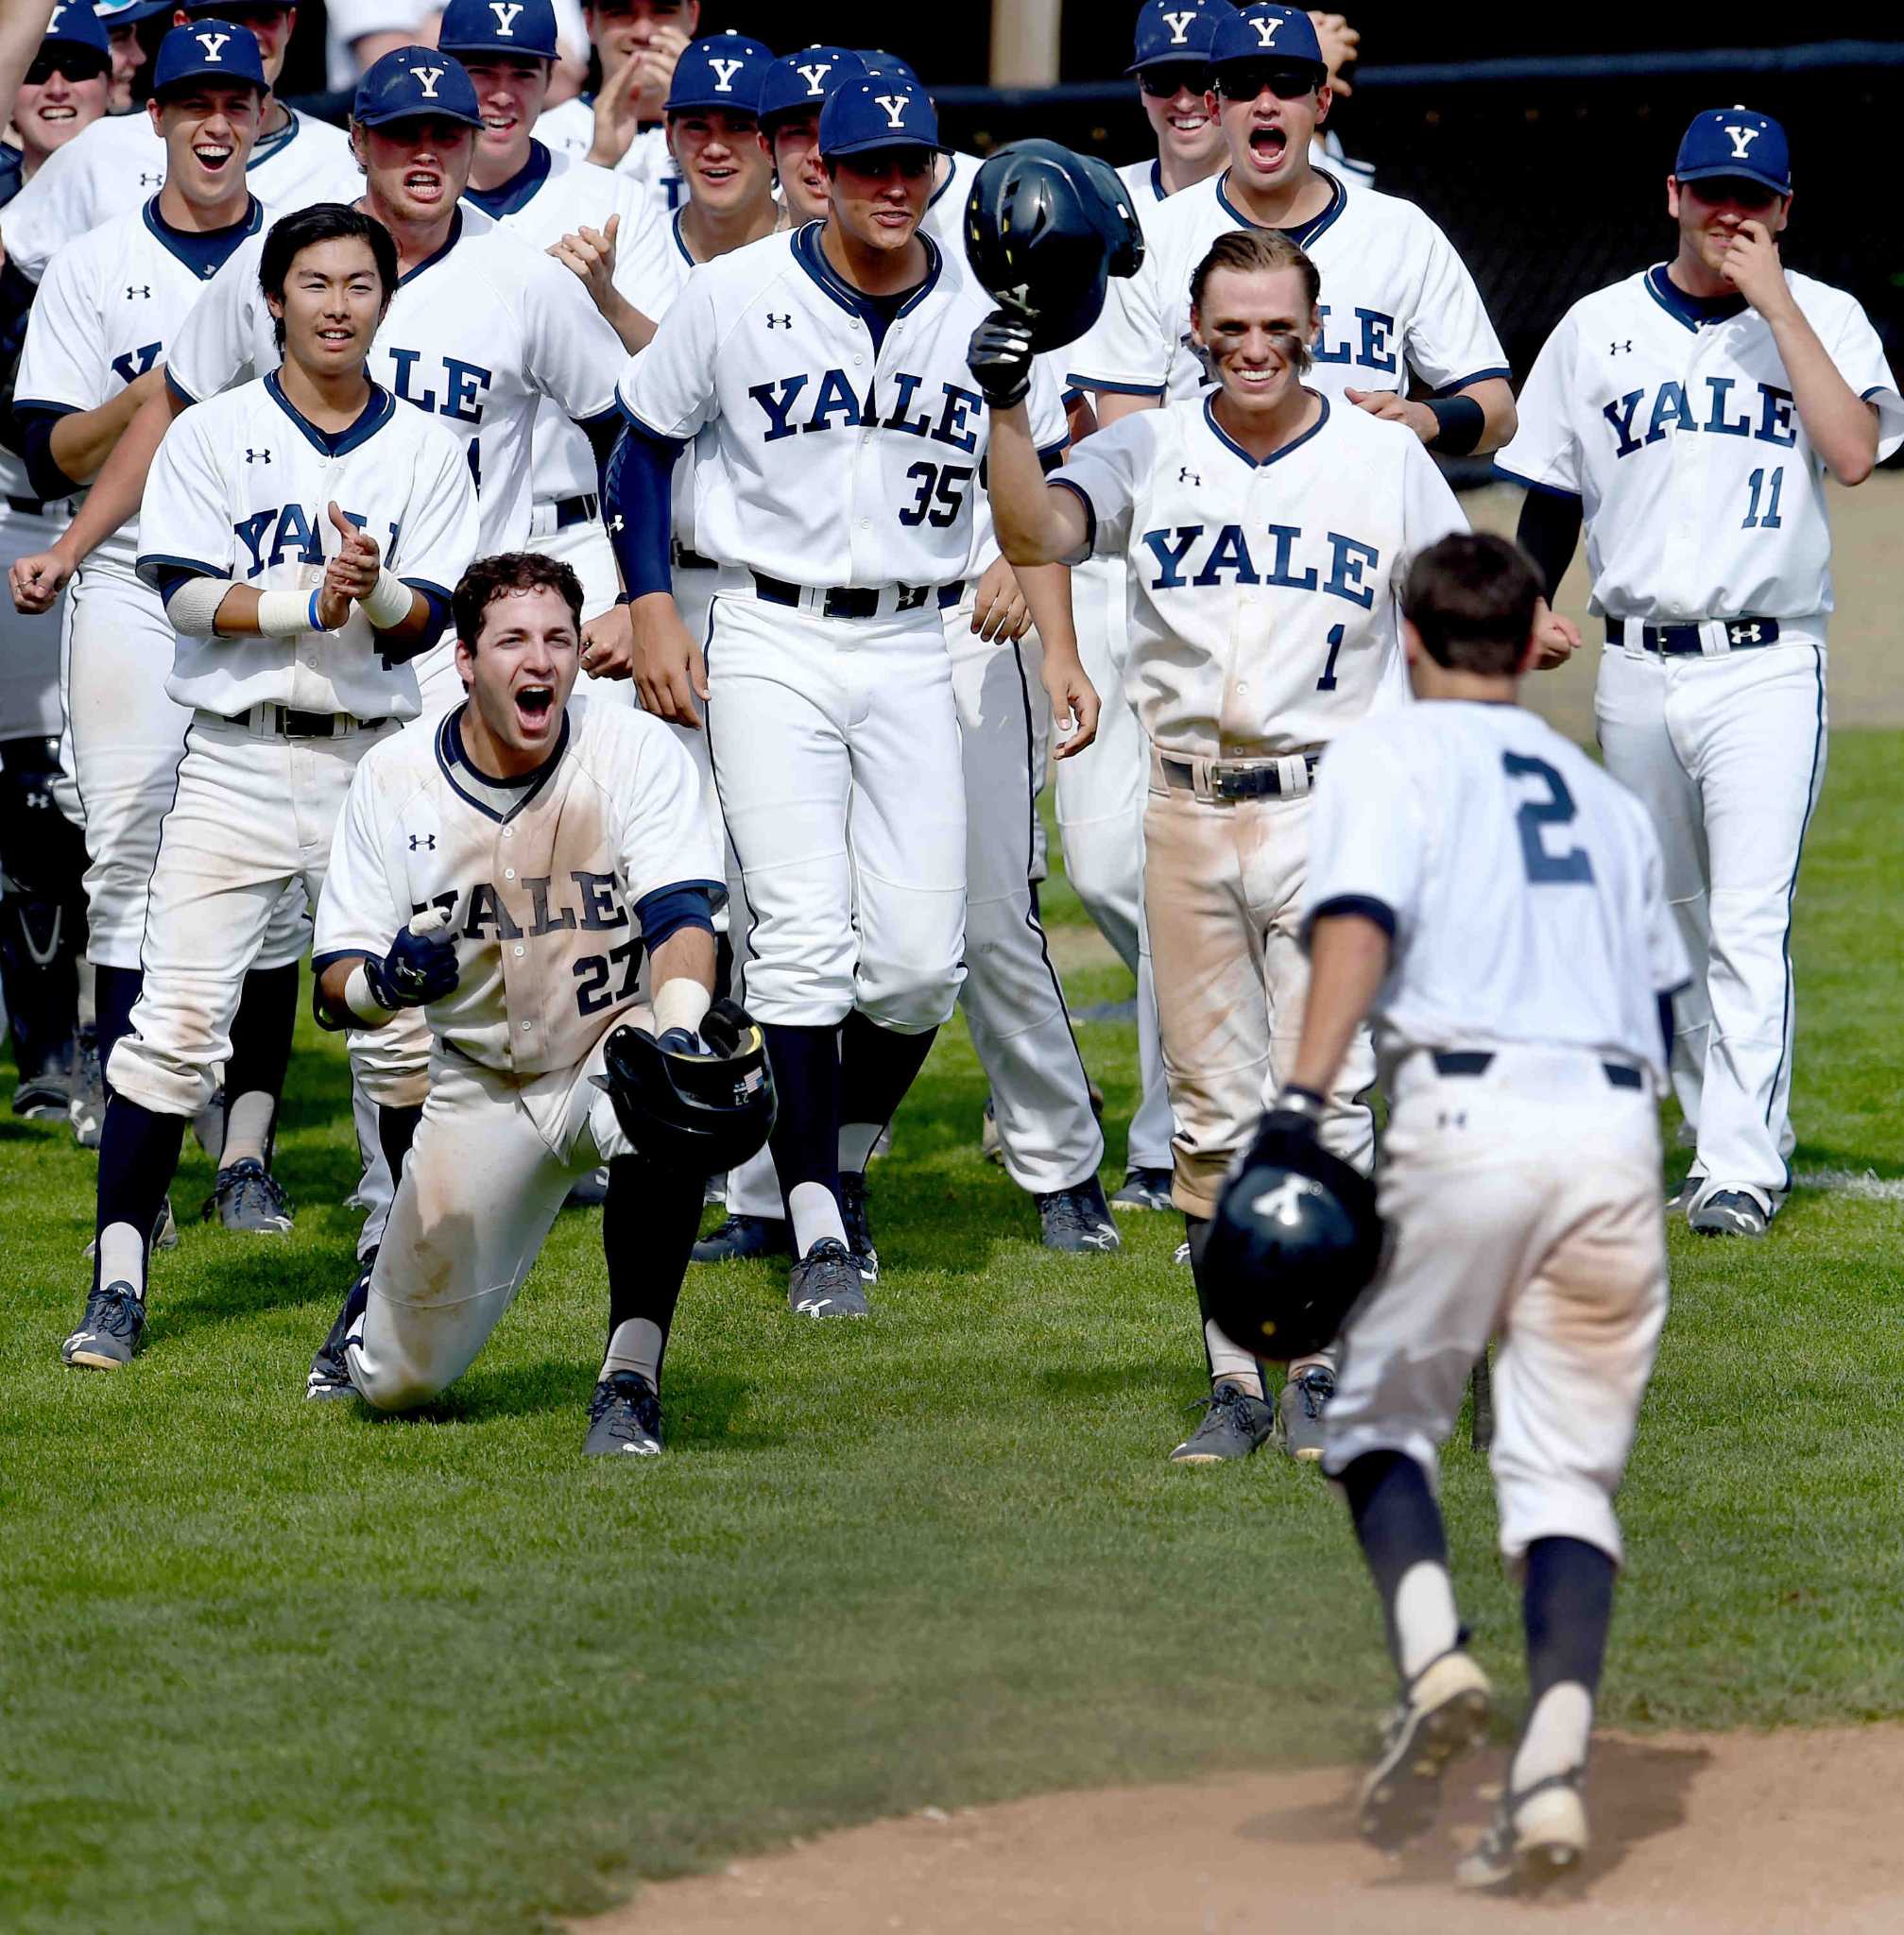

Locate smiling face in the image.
[1138,63,1222,174]
[668,107,772,216]
[826,148,934,255]
[455,583,580,763]
[1669,174,1789,279]
[150,81,264,211]
[353,116,478,225]
[584,0,698,118]
[266,233,390,378]
[108,25,146,113]
[769,108,828,223]
[1191,263,1319,416]
[461,54,549,172]
[15,55,110,168]
[1217,62,1328,192]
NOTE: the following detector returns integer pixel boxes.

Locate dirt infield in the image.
[1467,472,1902,744]
[593,1725,1904,1934]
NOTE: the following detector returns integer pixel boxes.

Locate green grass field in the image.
[2,732,1899,1935]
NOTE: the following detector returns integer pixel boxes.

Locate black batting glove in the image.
[968,306,1036,409]
[365,917,460,1009]
[1259,1084,1327,1142]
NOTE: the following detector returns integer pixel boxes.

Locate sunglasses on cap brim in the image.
[1214,60,1327,101]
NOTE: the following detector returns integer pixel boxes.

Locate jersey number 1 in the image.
[1741,466,1784,530]
[1315,623,1345,692]
[1503,753,1594,884]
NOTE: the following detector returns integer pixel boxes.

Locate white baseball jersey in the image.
[919,148,984,254]
[316,695,720,1074]
[463,140,673,508]
[536,99,682,205]
[15,196,273,577]
[134,374,478,719]
[1495,264,1904,623]
[1068,166,1508,407]
[166,204,626,556]
[0,107,355,285]
[1056,392,1467,755]
[1304,700,1689,1080]
[619,224,1065,590]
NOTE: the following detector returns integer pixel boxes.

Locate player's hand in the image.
[578,600,637,680]
[1042,648,1101,759]
[587,46,646,164]
[1719,219,1792,317]
[629,24,690,118]
[968,307,1036,410]
[1309,12,1360,94]
[1345,388,1436,443]
[627,592,708,728]
[1261,1084,1326,1141]
[1533,598,1581,670]
[365,907,460,1010]
[324,502,382,596]
[9,543,76,615]
[548,215,620,314]
[970,556,1032,642]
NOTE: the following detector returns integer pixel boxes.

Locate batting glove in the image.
[364,920,460,1009]
[1259,1084,1327,1141]
[968,306,1036,408]
[656,1026,704,1056]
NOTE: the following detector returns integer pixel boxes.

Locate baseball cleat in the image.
[1455,1772,1588,1892]
[1036,1177,1122,1253]
[201,1158,294,1234]
[12,1070,71,1121]
[306,1250,373,1400]
[1170,1380,1277,1463]
[1109,1166,1175,1213]
[565,1165,609,1208]
[980,1094,1003,1166]
[1360,1647,1494,1851]
[1663,1170,1705,1216]
[788,1237,868,1318]
[839,1171,880,1283]
[1173,1239,1192,1266]
[583,1370,663,1457]
[68,1036,105,1149]
[62,1280,146,1368]
[692,1212,793,1265]
[1280,1364,1336,1462]
[703,1170,728,1206]
[1688,1188,1770,1238]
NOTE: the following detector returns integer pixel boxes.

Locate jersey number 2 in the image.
[1741,466,1784,529]
[1503,753,1595,884]
[899,461,974,528]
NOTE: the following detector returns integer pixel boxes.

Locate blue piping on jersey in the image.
[397,210,465,288]
[1431,365,1513,397]
[435,703,573,823]
[1766,642,1826,1192]
[790,221,943,331]
[135,549,227,591]
[463,139,554,218]
[670,208,695,265]
[1213,164,1347,248]
[1491,460,1581,502]
[1069,373,1164,397]
[1303,893,1397,950]
[164,367,201,409]
[265,371,397,456]
[1201,386,1330,469]
[1146,158,1165,203]
[1049,475,1097,560]
[1642,264,1747,332]
[140,194,266,282]
[247,107,306,173]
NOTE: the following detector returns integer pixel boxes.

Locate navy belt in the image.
[673,541,718,573]
[553,492,598,531]
[1432,1050,1643,1091]
[1159,753,1319,800]
[270,706,386,739]
[1606,616,1779,656]
[751,572,965,620]
[6,494,49,516]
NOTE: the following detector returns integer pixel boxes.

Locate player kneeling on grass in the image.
[1264,534,1687,1887]
[303,553,770,1459]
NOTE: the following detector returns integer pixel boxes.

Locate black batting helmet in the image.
[1201,1120,1385,1362]
[964,139,1145,352]
[596,999,776,1175]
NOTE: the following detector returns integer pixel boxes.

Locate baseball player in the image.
[759,43,865,229]
[94,0,169,116]
[301,551,737,1461]
[0,1,111,1121]
[59,201,479,1370]
[1280,533,1687,1889]
[533,0,692,203]
[977,228,1469,1459]
[14,22,316,1221]
[0,2,357,289]
[609,77,1089,1315]
[1498,107,1902,1240]
[1070,4,1513,454]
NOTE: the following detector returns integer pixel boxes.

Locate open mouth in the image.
[697,162,736,184]
[316,324,356,347]
[1247,124,1288,168]
[515,684,556,729]
[41,104,77,122]
[195,141,234,174]
[404,168,444,201]
[482,113,517,134]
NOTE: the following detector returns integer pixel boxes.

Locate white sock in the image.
[1510,1683,1594,1793]
[221,1089,276,1170]
[1393,1560,1463,1680]
[601,1317,664,1388]
[838,1122,882,1173]
[1205,1320,1264,1399]
[788,1180,847,1257]
[97,1222,146,1295]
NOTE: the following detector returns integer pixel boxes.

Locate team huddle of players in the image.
[0,0,1896,1892]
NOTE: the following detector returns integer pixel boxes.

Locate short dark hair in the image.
[259,204,398,351]
[1189,228,1321,318]
[453,553,585,650]
[1400,533,1544,675]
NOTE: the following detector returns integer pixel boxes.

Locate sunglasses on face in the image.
[25,51,109,87]
[1137,63,1212,99]
[1214,62,1322,102]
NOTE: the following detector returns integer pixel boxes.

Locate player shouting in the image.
[1498,108,1904,1238]
[60,203,477,1370]
[976,229,1467,1459]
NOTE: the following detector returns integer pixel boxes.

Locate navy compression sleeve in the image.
[603,422,683,602]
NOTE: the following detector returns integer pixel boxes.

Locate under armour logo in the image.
[245,448,271,463]
[874,92,911,130]
[194,30,230,61]
[26,786,51,812]
[707,56,743,94]
[1251,15,1281,45]
[409,64,444,98]
[1730,622,1763,644]
[140,172,163,187]
[1177,467,1201,486]
[795,60,833,94]
[487,1,523,34]
[766,313,792,329]
[409,832,436,850]
[1162,9,1199,43]
[1610,339,1631,354]
[127,285,151,300]
[1724,124,1761,161]
[609,512,625,534]
[1250,1174,1324,1227]
[896,584,930,611]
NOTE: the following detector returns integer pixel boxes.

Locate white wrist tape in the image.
[652,977,712,1038]
[361,566,414,630]
[257,587,323,637]
[342,963,399,1028]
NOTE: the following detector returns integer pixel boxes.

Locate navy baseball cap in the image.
[152,19,268,95]
[666,32,772,115]
[180,0,296,11]
[854,49,919,87]
[354,47,484,127]
[1674,106,1792,197]
[437,0,558,62]
[819,75,938,157]
[93,1,180,24]
[759,44,866,125]
[1210,4,1327,75]
[1127,1,1217,74]
[40,1,112,63]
